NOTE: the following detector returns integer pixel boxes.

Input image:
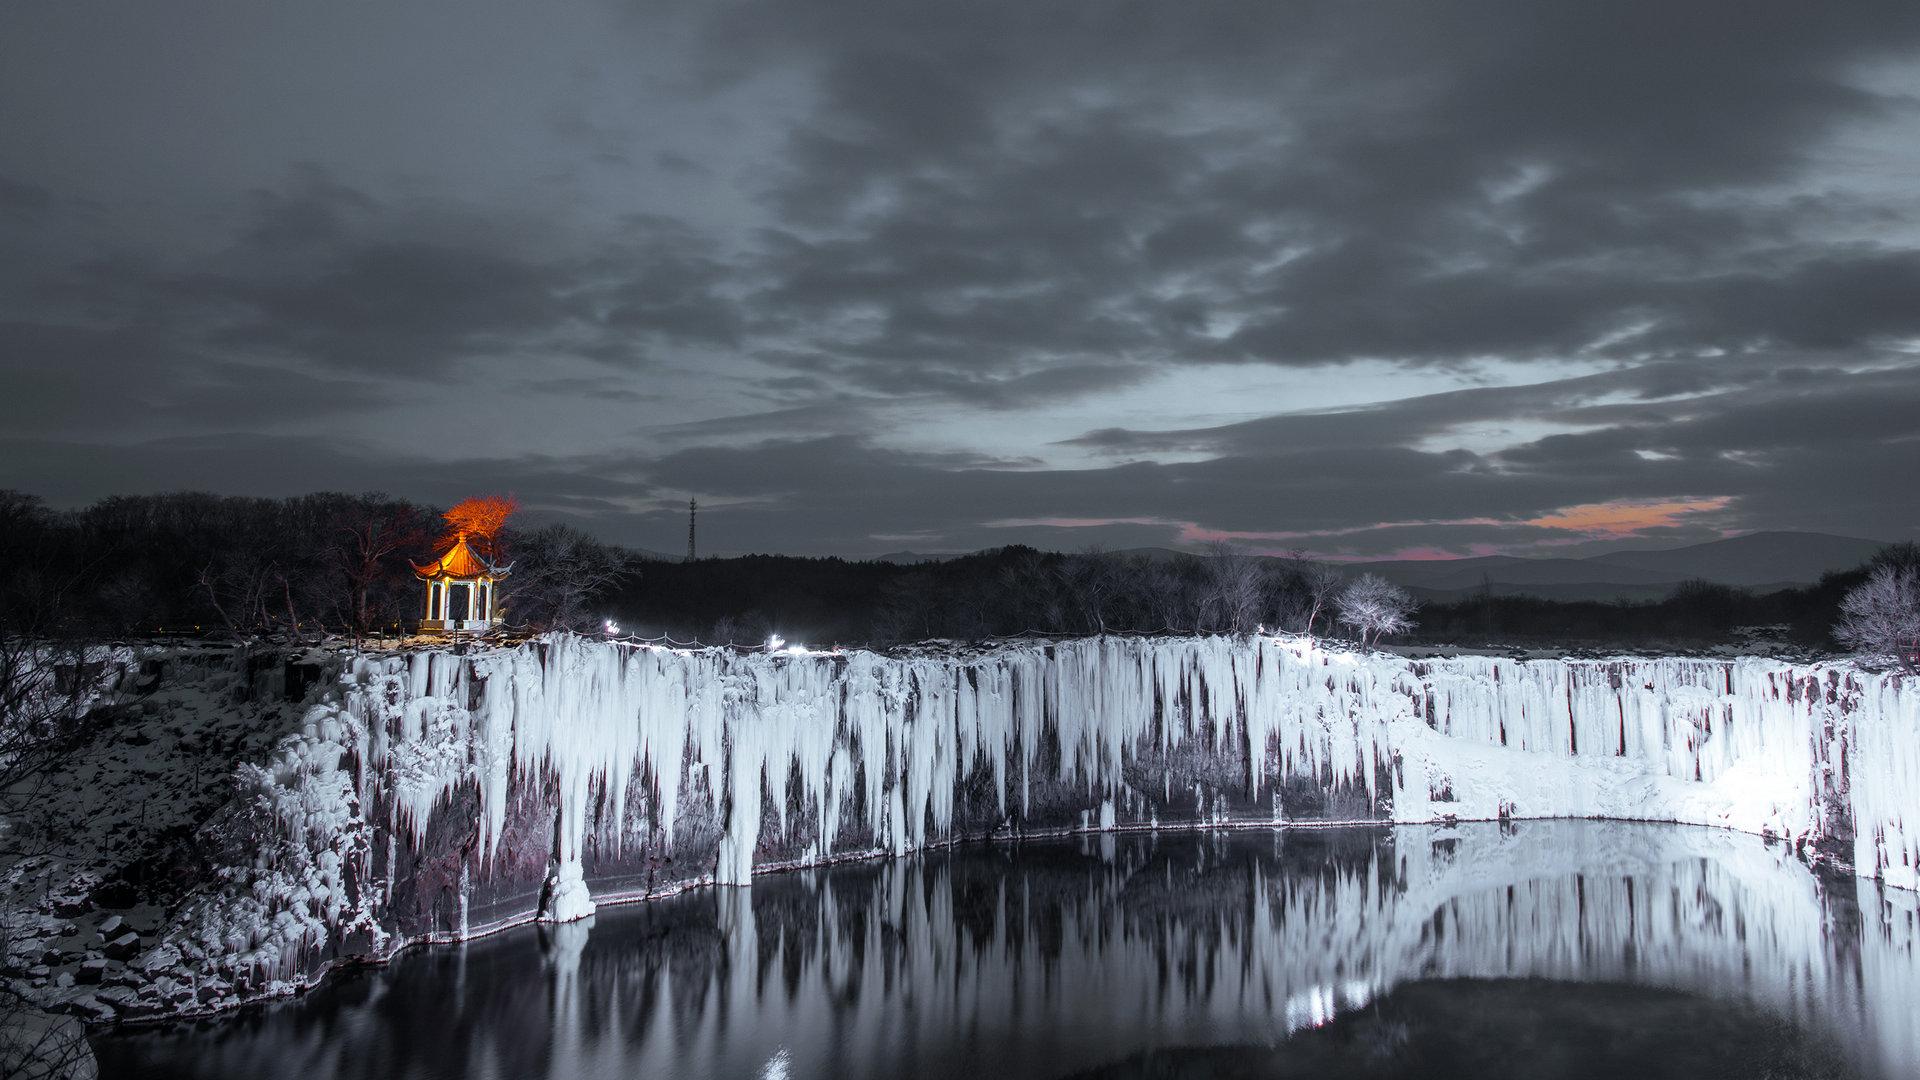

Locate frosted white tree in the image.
[1835,564,1920,668]
[1335,572,1415,648]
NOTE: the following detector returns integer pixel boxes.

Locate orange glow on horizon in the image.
[982,495,1736,560]
[1521,496,1733,537]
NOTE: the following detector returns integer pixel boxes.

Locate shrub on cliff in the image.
[1835,564,1920,669]
[1335,573,1416,648]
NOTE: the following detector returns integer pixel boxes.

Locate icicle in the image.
[297,633,1920,921]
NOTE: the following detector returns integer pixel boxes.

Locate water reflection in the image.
[99,823,1919,1080]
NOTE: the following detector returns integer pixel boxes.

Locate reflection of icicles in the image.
[542,917,591,982]
[716,884,756,953]
[198,821,1899,1080]
[116,814,1920,1080]
[1861,884,1920,1072]
[540,915,593,1057]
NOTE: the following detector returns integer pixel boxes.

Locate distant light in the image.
[766,634,786,652]
[603,619,621,636]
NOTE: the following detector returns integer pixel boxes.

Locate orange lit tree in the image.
[441,494,518,557]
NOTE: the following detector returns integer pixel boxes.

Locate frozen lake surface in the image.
[97,821,1918,1079]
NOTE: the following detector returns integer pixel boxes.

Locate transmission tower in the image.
[686,498,697,562]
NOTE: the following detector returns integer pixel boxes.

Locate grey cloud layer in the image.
[1,0,1917,554]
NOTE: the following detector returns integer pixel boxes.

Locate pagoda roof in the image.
[412,533,512,580]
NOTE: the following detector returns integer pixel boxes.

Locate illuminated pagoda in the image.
[412,531,511,634]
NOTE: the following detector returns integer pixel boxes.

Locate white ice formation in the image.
[164,633,1919,1005]
[342,637,1911,884]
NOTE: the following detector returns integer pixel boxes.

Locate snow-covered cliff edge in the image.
[12,634,1918,1019]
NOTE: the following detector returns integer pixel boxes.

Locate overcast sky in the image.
[3,1,1918,558]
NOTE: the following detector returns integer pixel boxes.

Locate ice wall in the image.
[165,634,1918,1009]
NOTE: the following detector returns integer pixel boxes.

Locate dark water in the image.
[96,822,1919,1080]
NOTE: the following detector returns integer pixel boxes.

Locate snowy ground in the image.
[2,644,337,1027]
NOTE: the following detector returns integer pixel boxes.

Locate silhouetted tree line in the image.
[617,542,1919,654]
[1406,543,1920,652]
[3,488,1912,654]
[613,544,1400,647]
[0,490,631,638]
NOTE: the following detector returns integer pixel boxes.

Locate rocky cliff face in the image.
[13,634,1918,1020]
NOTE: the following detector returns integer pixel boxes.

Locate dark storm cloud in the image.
[702,0,1920,383]
[0,433,655,514]
[750,352,1155,409]
[1494,365,1920,464]
[4,0,1920,555]
[633,436,1475,547]
[223,241,581,371]
[7,356,1907,558]
[1475,366,1920,540]
[1061,358,1782,458]
[520,376,660,405]
[652,400,882,442]
[608,354,1920,554]
[14,167,746,386]
[0,320,396,437]
[0,174,52,217]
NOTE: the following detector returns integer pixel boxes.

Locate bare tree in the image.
[0,1003,96,1079]
[325,495,429,639]
[189,497,331,637]
[0,642,99,862]
[0,573,109,1079]
[1835,564,1920,668]
[1023,550,1069,631]
[1300,563,1346,637]
[874,571,937,643]
[1200,542,1266,634]
[1280,550,1346,636]
[195,555,274,632]
[1126,553,1191,632]
[1056,548,1127,633]
[708,610,774,647]
[1335,572,1416,648]
[0,513,114,893]
[501,523,632,632]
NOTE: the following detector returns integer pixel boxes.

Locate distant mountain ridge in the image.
[869,550,967,564]
[1344,531,1893,600]
[679,531,1895,603]
[853,531,1895,602]
[1578,531,1891,587]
